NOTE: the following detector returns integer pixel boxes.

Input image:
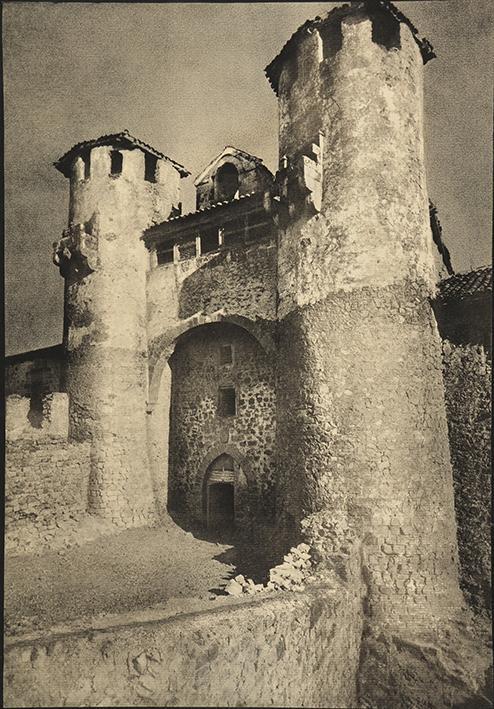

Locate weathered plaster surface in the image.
[61,145,182,525]
[276,287,462,618]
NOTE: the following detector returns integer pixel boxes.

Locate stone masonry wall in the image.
[4,582,364,708]
[276,285,462,621]
[168,322,276,526]
[442,342,492,613]
[5,439,91,555]
[146,239,277,367]
[146,238,277,520]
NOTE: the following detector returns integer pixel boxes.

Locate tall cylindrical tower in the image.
[267,3,462,619]
[54,131,189,526]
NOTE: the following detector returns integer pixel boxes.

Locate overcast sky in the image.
[4,1,492,354]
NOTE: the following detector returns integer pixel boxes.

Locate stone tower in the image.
[267,2,463,620]
[53,131,189,525]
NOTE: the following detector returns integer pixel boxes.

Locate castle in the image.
[5,2,492,706]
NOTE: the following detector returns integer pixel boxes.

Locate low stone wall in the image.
[442,341,492,613]
[4,583,363,708]
[6,438,91,555]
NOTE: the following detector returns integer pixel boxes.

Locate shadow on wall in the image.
[6,393,69,440]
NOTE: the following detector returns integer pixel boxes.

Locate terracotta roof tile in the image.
[54,129,190,178]
[265,0,435,95]
[438,266,492,301]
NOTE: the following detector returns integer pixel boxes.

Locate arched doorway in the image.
[205,453,236,529]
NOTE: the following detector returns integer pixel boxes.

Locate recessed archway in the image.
[147,317,274,527]
[147,312,275,412]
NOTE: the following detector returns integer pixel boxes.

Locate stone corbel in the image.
[53,223,99,277]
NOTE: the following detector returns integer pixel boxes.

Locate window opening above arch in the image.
[215,162,239,202]
[219,344,233,365]
[218,386,236,417]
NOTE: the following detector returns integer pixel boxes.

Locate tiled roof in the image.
[54,129,190,178]
[438,266,492,302]
[265,0,435,95]
[145,192,262,238]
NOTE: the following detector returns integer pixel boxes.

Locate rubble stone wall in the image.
[276,286,462,620]
[4,583,364,708]
[146,240,277,522]
[146,239,277,363]
[5,439,90,555]
[168,322,276,525]
[442,342,492,613]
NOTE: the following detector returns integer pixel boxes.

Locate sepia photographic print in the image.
[3,1,492,707]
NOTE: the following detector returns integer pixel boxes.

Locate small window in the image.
[319,18,343,60]
[110,150,123,176]
[145,153,158,183]
[218,386,236,417]
[215,162,239,202]
[80,150,90,179]
[157,245,174,265]
[222,221,243,247]
[201,227,220,254]
[219,345,233,365]
[179,241,196,261]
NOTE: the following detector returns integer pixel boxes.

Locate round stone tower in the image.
[267,2,462,620]
[54,131,189,525]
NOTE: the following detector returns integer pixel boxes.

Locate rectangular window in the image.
[157,245,174,265]
[144,153,158,183]
[222,221,243,247]
[218,386,236,417]
[179,241,196,261]
[201,226,220,254]
[219,345,233,365]
[110,150,123,176]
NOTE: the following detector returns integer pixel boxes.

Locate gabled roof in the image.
[194,146,270,186]
[438,266,492,302]
[54,129,190,178]
[265,0,435,96]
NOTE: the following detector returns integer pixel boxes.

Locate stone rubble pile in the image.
[224,543,312,597]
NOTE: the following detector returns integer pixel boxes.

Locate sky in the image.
[4,1,492,355]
